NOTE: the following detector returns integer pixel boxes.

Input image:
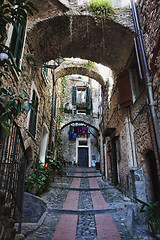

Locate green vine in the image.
[61,76,66,99]
[88,0,115,26]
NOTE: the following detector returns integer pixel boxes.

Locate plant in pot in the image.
[25,158,52,195]
[135,198,160,238]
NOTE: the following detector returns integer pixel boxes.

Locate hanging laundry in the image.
[69,125,77,140]
[79,126,83,134]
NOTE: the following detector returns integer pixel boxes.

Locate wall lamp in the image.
[27,53,65,70]
[0,52,9,61]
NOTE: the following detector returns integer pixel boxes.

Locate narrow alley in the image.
[0,0,160,239]
[23,166,151,240]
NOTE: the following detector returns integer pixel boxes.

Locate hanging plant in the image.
[88,0,115,26]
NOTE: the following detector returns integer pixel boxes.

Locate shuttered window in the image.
[29,90,38,138]
[10,21,26,67]
[72,86,91,114]
[86,86,91,115]
[72,86,77,105]
[117,70,132,109]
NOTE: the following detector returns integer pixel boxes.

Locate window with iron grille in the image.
[29,90,38,138]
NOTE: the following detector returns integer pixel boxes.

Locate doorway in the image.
[78,147,88,167]
[145,150,160,201]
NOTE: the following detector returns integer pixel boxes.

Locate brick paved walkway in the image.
[52,169,121,240]
[25,166,152,240]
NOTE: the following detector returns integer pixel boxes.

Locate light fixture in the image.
[32,55,64,69]
[0,52,9,61]
[54,55,65,66]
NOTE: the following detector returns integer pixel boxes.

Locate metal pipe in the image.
[102,87,106,177]
[48,70,55,151]
[130,0,160,162]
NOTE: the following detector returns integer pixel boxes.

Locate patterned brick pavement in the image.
[52,168,121,240]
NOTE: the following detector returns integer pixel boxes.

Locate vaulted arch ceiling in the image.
[26,12,135,73]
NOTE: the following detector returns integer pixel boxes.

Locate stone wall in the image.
[137,0,160,68]
[104,75,155,200]
[61,75,100,165]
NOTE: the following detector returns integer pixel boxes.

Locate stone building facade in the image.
[103,0,160,202]
[60,74,101,167]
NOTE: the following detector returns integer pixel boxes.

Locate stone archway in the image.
[55,62,105,86]
[26,11,135,73]
[61,120,99,166]
[61,120,99,133]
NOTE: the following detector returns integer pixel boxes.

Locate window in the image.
[10,21,26,67]
[128,55,144,103]
[79,141,88,146]
[72,86,91,115]
[77,88,86,104]
[29,90,38,138]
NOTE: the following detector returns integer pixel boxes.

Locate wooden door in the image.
[78,148,88,167]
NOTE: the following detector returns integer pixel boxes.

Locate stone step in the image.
[48,207,125,215]
[52,186,113,191]
[64,175,102,178]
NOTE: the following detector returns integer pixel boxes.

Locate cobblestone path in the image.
[25,167,154,240]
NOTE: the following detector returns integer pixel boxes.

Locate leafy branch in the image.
[0,0,38,134]
[88,0,115,26]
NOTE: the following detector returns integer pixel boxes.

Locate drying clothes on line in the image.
[69,125,77,139]
[69,125,88,139]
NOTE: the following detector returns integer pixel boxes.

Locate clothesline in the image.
[69,125,88,140]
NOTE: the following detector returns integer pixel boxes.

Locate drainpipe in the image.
[131,0,160,162]
[48,70,55,151]
[102,86,106,177]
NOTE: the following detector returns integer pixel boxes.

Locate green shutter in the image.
[86,87,91,115]
[10,21,26,67]
[72,86,77,105]
[54,92,57,119]
[29,90,38,137]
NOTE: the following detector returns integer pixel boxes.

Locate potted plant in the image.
[25,158,52,195]
[135,198,160,237]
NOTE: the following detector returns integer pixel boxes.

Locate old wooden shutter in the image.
[10,21,26,67]
[72,86,76,105]
[29,90,38,137]
[117,70,132,109]
[86,86,91,115]
[54,92,57,119]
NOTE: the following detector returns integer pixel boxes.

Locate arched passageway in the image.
[55,63,105,86]
[61,120,99,133]
[27,13,135,73]
[61,120,99,167]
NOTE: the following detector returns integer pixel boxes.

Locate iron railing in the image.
[0,121,27,233]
